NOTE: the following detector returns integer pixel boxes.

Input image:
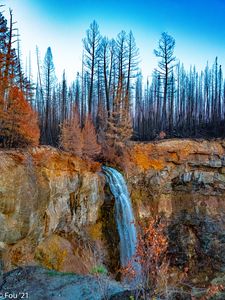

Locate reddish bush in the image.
[60,106,83,157]
[82,115,101,159]
[0,87,40,148]
[121,217,168,298]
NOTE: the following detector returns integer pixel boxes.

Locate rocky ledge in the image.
[0,266,127,300]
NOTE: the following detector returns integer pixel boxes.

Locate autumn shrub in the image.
[121,217,168,299]
[82,114,101,159]
[198,284,225,300]
[121,216,225,300]
[158,131,166,139]
[60,111,101,160]
[60,106,83,157]
[101,141,134,176]
[0,87,40,148]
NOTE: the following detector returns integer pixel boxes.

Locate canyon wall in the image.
[0,139,225,287]
[0,147,104,274]
[128,139,225,284]
[128,139,225,216]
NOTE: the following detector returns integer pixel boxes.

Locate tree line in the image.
[135,36,225,139]
[1,8,225,156]
[35,21,136,150]
[35,21,225,146]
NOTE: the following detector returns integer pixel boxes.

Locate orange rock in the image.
[35,234,95,274]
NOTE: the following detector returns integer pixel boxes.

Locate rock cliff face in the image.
[0,139,225,288]
[127,139,225,285]
[128,139,225,217]
[0,147,104,273]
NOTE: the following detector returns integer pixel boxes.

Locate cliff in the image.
[0,139,225,292]
[0,147,104,274]
[128,139,225,217]
[128,139,225,286]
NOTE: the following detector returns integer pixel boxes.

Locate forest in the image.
[0,8,225,153]
[1,4,225,300]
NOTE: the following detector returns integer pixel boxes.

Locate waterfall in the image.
[102,166,138,267]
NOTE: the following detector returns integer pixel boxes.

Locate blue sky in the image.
[3,0,225,83]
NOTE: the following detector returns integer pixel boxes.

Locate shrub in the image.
[0,87,40,148]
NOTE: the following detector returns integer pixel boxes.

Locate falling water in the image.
[102,166,138,267]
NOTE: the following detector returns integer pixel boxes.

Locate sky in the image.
[2,0,225,83]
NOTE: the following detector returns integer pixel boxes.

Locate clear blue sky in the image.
[3,0,225,83]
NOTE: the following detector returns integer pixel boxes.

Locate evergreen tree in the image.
[82,115,101,159]
[60,105,83,157]
[0,87,40,148]
[106,77,133,148]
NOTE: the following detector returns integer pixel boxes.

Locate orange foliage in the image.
[121,215,225,299]
[0,87,40,148]
[60,111,101,160]
[121,217,168,297]
[82,115,101,159]
[197,284,225,300]
[60,106,83,157]
[159,131,166,139]
[88,160,102,172]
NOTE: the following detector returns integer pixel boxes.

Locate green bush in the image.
[91,265,108,275]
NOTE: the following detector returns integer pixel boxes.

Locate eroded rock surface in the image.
[0,139,225,290]
[128,139,225,284]
[0,147,104,273]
